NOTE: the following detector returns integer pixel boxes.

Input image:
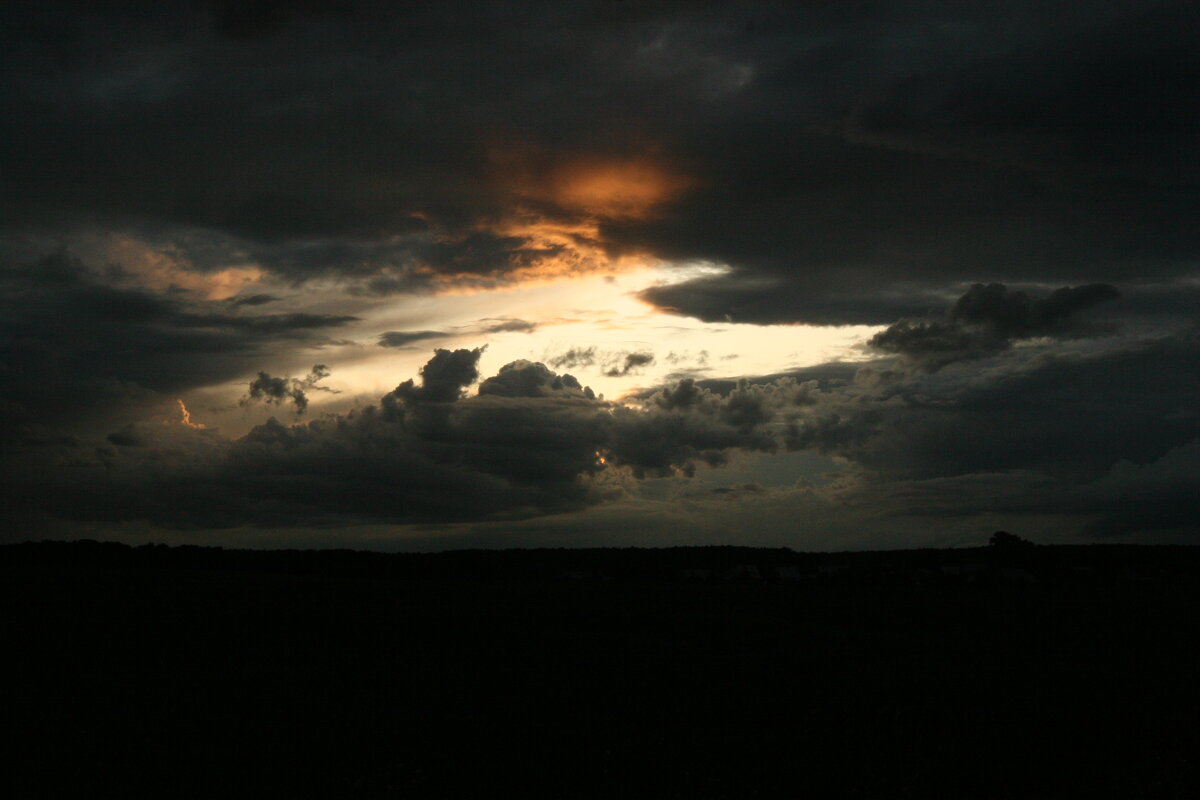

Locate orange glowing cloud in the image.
[99,234,263,300]
[414,147,695,290]
[546,159,692,220]
[491,145,693,220]
[176,399,205,429]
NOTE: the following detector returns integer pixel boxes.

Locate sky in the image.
[2,0,1198,550]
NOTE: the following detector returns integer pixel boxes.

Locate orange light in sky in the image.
[421,213,662,293]
[420,147,696,290]
[177,399,205,429]
[100,234,263,300]
[548,159,691,219]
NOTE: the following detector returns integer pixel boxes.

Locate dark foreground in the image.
[4,541,1200,798]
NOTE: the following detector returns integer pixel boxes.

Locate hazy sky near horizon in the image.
[2,0,1198,549]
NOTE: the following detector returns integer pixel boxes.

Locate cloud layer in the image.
[3,1,1196,312]
[7,348,809,530]
[2,1,1198,546]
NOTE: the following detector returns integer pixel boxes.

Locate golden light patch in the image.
[100,234,263,300]
[421,147,694,290]
[492,146,692,220]
[176,399,205,429]
[421,217,660,294]
[548,160,691,219]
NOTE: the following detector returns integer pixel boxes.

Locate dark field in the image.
[4,542,1200,798]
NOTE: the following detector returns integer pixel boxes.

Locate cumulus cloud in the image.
[5,313,1198,543]
[478,360,595,399]
[5,347,815,529]
[383,348,482,409]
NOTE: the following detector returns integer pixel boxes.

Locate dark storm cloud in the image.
[0,253,356,430]
[1081,440,1200,538]
[612,2,1200,325]
[478,360,595,400]
[787,331,1200,484]
[622,305,1195,539]
[869,282,1120,370]
[211,0,354,41]
[382,348,483,410]
[6,321,1197,538]
[640,277,953,326]
[4,0,1195,314]
[6,349,795,529]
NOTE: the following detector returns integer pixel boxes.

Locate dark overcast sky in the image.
[2,0,1197,549]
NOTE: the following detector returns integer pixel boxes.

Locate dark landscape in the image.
[5,537,1200,798]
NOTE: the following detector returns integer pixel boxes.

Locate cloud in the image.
[478,360,595,400]
[603,351,655,377]
[477,317,538,334]
[381,347,483,412]
[869,282,1120,370]
[6,317,1198,542]
[640,276,951,326]
[2,2,1199,546]
[7,1,1196,311]
[0,253,357,431]
[546,346,655,377]
[241,364,336,415]
[790,330,1200,483]
[548,347,597,370]
[378,318,536,349]
[6,348,804,529]
[1081,440,1200,537]
[378,330,451,348]
[227,293,281,307]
